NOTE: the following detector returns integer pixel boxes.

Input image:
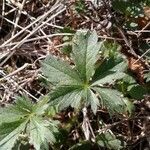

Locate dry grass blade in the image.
[0,2,62,48]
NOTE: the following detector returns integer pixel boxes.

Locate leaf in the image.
[112,0,130,14]
[49,85,83,110]
[0,121,27,150]
[123,98,135,116]
[122,74,137,84]
[0,96,58,150]
[87,89,99,114]
[49,85,100,113]
[28,117,58,150]
[46,105,59,117]
[41,30,132,116]
[50,85,83,101]
[127,84,148,100]
[94,87,128,113]
[92,72,126,86]
[0,96,33,124]
[41,55,81,85]
[33,96,49,115]
[145,72,150,82]
[61,44,72,56]
[101,41,121,58]
[95,57,126,74]
[69,141,92,150]
[96,131,123,150]
[72,30,101,82]
[92,58,127,86]
[12,140,30,150]
[75,0,86,13]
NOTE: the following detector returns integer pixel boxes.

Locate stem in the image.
[82,107,95,142]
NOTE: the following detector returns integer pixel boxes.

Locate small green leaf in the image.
[61,44,72,56]
[46,105,58,117]
[92,72,126,86]
[33,96,49,115]
[60,26,75,34]
[123,98,135,116]
[75,0,86,13]
[87,89,99,114]
[94,87,128,113]
[0,96,32,124]
[28,117,58,150]
[127,84,148,100]
[145,72,150,82]
[49,86,83,110]
[92,58,127,86]
[72,30,101,82]
[101,41,121,58]
[69,141,92,150]
[96,131,124,150]
[41,55,81,85]
[0,121,27,150]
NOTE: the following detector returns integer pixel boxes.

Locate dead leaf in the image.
[128,56,145,84]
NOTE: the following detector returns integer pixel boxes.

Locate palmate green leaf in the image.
[41,55,81,85]
[92,57,127,86]
[41,30,131,115]
[72,30,101,82]
[0,96,58,150]
[93,87,128,113]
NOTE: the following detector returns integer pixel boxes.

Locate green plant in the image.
[0,96,58,150]
[74,0,86,13]
[96,131,124,150]
[112,0,150,29]
[41,30,133,114]
[113,0,144,16]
